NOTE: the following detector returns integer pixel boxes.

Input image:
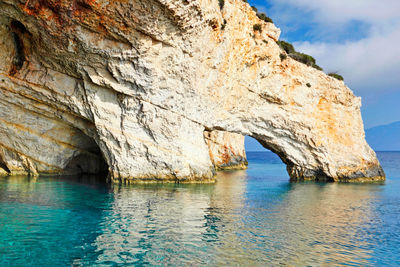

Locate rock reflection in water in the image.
[92,171,247,265]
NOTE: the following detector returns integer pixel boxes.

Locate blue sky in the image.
[245,0,400,151]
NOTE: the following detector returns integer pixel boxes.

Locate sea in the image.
[1,151,400,266]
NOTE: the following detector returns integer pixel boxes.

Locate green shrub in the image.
[250,3,273,23]
[306,83,311,88]
[253,24,262,32]
[218,0,224,10]
[277,40,295,54]
[280,53,287,61]
[328,73,344,81]
[257,13,273,23]
[276,39,324,71]
[289,52,324,71]
[289,52,316,66]
[313,64,323,71]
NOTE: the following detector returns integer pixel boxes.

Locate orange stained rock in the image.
[314,97,353,147]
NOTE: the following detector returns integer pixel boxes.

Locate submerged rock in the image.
[0,0,384,182]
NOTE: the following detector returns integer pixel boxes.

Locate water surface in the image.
[1,152,400,266]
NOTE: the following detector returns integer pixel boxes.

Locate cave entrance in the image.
[244,136,288,177]
[64,133,109,181]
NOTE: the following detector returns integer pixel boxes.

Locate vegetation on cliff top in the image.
[328,73,344,81]
[226,1,343,81]
[277,40,323,71]
[277,40,344,80]
[251,6,273,23]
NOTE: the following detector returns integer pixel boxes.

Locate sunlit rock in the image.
[0,0,384,182]
[205,131,247,170]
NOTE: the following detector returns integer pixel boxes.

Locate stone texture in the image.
[0,0,385,182]
[205,131,247,170]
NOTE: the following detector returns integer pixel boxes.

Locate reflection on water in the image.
[1,152,400,266]
[92,171,248,266]
[266,184,379,265]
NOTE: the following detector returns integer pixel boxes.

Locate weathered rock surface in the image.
[0,0,385,182]
[205,131,247,170]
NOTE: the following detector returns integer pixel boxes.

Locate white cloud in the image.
[271,0,400,24]
[294,25,400,92]
[261,0,400,94]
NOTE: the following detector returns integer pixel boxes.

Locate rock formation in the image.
[0,0,385,182]
[205,131,247,170]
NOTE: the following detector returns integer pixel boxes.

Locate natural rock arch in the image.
[0,0,384,182]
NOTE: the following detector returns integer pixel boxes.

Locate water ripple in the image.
[0,152,400,266]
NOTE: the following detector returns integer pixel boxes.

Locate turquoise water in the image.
[1,152,400,266]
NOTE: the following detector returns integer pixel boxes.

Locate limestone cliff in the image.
[0,0,385,182]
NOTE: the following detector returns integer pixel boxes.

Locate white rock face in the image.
[0,0,384,182]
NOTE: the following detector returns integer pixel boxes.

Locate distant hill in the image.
[366,121,400,151]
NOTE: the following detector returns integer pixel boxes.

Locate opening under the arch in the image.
[244,136,288,178]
